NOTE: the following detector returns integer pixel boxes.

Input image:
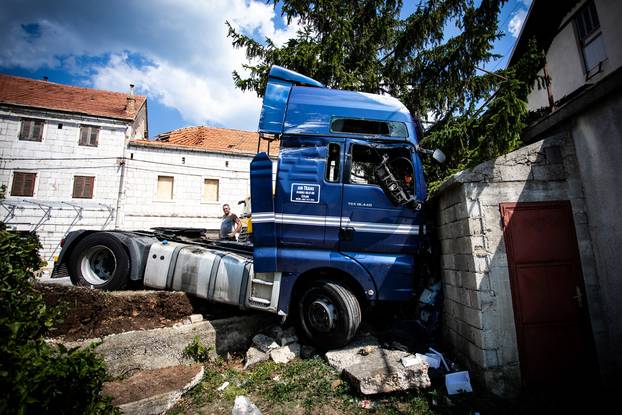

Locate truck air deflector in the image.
[251,152,278,272]
[259,66,325,134]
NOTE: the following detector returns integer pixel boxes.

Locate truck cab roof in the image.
[259,66,419,145]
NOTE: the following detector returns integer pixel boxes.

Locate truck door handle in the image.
[340,226,355,241]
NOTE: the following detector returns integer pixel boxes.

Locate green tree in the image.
[0,225,118,414]
[228,0,542,190]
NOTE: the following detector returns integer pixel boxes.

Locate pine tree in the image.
[227,0,542,191]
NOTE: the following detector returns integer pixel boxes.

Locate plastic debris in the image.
[445,371,473,395]
[217,381,230,391]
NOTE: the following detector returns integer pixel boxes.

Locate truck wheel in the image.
[298,281,361,350]
[68,233,130,291]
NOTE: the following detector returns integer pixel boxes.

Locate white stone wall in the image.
[121,144,254,231]
[0,107,128,266]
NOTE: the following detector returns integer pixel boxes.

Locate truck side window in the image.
[348,144,416,205]
[325,143,341,182]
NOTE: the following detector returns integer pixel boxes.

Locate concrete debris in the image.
[325,336,380,373]
[189,314,204,323]
[252,334,279,353]
[300,344,318,359]
[217,381,230,391]
[270,343,301,364]
[344,348,431,395]
[244,346,269,369]
[268,326,298,346]
[232,395,262,415]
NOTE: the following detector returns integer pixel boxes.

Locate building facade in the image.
[0,74,276,270]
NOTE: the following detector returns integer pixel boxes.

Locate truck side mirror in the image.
[432,149,446,164]
[416,145,446,164]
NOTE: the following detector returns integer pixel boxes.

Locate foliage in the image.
[0,227,118,414]
[183,336,212,363]
[228,0,544,191]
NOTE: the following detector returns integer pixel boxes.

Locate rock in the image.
[279,334,298,346]
[325,336,380,373]
[244,346,269,369]
[270,343,301,364]
[268,326,298,346]
[300,344,317,359]
[343,348,431,395]
[189,314,203,323]
[252,334,279,353]
[232,395,262,415]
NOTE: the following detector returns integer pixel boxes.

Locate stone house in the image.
[0,73,147,266]
[436,0,622,397]
[0,74,276,269]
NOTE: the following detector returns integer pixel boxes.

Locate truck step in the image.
[248,296,271,305]
[251,278,274,286]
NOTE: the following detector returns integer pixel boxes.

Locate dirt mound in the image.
[37,284,194,341]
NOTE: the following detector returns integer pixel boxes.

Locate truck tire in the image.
[298,281,361,350]
[68,233,130,291]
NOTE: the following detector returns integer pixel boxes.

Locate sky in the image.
[0,0,532,137]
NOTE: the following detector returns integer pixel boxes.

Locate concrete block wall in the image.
[435,135,605,397]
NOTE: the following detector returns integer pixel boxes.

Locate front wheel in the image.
[68,233,130,290]
[297,281,361,350]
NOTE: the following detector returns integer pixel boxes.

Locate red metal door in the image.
[501,201,596,389]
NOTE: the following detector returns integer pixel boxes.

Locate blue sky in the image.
[0,0,531,137]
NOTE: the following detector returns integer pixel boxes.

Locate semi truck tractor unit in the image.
[53,66,444,349]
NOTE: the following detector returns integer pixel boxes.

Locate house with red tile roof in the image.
[0,74,274,270]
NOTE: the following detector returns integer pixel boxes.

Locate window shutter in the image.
[203,179,219,202]
[73,176,83,198]
[157,176,174,200]
[79,127,88,145]
[11,172,36,196]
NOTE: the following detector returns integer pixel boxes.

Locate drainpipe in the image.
[114,84,135,230]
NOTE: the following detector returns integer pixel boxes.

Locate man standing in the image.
[220,203,242,240]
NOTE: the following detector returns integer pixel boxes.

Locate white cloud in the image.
[508,9,528,38]
[0,0,300,131]
[519,0,532,7]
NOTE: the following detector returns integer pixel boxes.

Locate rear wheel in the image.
[297,281,361,350]
[68,233,130,290]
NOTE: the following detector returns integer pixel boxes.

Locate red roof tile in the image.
[130,126,279,156]
[0,73,146,121]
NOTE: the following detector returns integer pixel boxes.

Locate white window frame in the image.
[154,175,175,202]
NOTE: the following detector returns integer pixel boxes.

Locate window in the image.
[202,178,219,202]
[348,144,415,206]
[10,172,36,197]
[79,125,99,147]
[325,143,341,182]
[331,118,408,138]
[72,176,95,199]
[156,176,174,200]
[575,1,607,75]
[19,118,44,141]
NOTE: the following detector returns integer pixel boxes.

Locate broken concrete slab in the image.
[57,314,274,377]
[270,343,301,364]
[325,336,381,373]
[252,334,279,353]
[244,346,269,369]
[102,364,204,415]
[343,348,431,395]
[232,395,262,415]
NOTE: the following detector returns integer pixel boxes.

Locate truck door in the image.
[274,136,344,250]
[339,139,423,254]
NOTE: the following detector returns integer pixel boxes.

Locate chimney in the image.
[126,84,136,113]
[42,76,48,81]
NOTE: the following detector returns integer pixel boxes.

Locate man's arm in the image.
[232,214,242,233]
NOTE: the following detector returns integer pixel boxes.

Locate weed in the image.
[183,336,212,363]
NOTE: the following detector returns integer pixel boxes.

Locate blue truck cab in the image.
[54,66,440,349]
[249,66,430,346]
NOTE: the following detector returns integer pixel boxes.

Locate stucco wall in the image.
[435,136,606,397]
[570,89,622,376]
